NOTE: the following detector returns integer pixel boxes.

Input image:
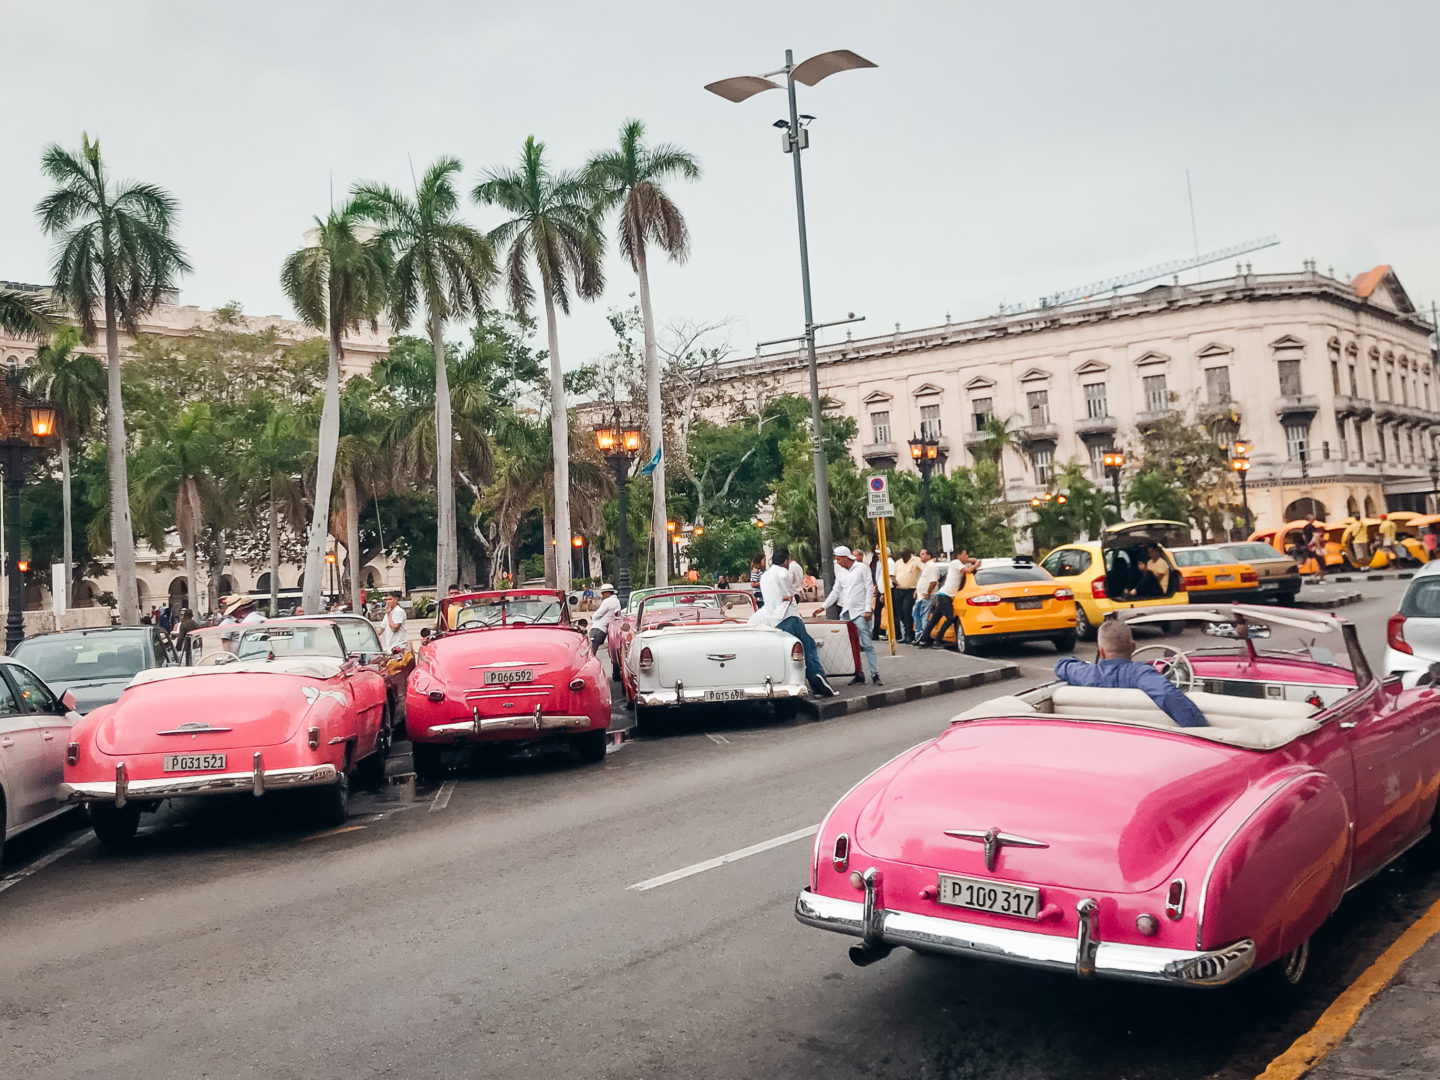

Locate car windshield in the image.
[235,624,346,661]
[1142,613,1356,673]
[638,591,756,627]
[333,620,381,654]
[10,632,149,682]
[1222,543,1282,561]
[453,596,563,628]
[1401,576,1440,618]
[974,566,1051,585]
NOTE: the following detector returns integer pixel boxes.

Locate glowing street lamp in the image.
[594,406,645,605]
[907,433,942,550]
[1102,450,1126,518]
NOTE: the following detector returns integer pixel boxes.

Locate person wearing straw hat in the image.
[589,583,621,655]
[218,594,264,625]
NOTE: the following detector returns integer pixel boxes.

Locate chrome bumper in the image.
[426,706,594,736]
[634,680,807,707]
[795,884,1256,987]
[65,757,338,806]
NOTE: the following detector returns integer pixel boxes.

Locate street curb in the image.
[799,661,1021,720]
[1292,591,1365,610]
[1329,572,1415,583]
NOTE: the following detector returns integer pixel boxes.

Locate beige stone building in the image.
[716,264,1438,532]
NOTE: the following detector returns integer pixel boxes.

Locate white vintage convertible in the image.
[619,589,810,728]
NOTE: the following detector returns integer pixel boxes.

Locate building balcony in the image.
[861,441,898,465]
[1019,421,1059,444]
[1135,407,1177,427]
[1395,404,1436,427]
[1074,414,1118,438]
[962,428,992,449]
[1333,394,1372,419]
[1373,401,1398,421]
[1198,400,1243,426]
[1273,394,1320,420]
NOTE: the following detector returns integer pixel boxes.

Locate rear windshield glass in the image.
[974,566,1051,585]
[1401,577,1440,618]
[10,632,150,682]
[1172,549,1223,567]
[1223,543,1283,561]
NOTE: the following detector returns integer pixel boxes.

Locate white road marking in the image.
[628,824,818,892]
[429,780,456,813]
[706,733,730,746]
[0,832,93,896]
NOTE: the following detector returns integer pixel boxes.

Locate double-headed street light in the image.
[1102,450,1126,519]
[595,407,644,607]
[1231,440,1253,534]
[0,376,55,651]
[907,433,941,551]
[706,47,877,604]
[1029,491,1068,555]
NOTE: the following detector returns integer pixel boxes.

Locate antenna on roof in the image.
[1185,169,1201,282]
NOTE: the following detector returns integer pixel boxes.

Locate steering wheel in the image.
[196,650,240,667]
[1132,644,1195,692]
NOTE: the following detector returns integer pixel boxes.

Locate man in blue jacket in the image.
[1055,619,1207,728]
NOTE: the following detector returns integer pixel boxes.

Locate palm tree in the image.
[352,159,496,594]
[333,385,388,613]
[35,134,191,624]
[974,415,1024,489]
[473,137,605,591]
[586,120,700,587]
[26,327,106,606]
[280,204,389,614]
[0,289,59,340]
[132,403,217,614]
[240,404,309,615]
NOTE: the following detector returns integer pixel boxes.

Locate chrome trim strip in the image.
[155,724,233,736]
[425,714,594,735]
[795,889,1256,987]
[252,751,264,797]
[65,764,338,802]
[635,684,807,706]
[860,868,883,948]
[1075,898,1099,977]
[1194,772,1315,950]
[114,762,128,809]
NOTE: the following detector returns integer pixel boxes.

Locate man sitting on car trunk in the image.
[1055,619,1207,727]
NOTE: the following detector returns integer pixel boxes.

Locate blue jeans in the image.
[912,596,932,640]
[777,616,825,683]
[851,615,879,679]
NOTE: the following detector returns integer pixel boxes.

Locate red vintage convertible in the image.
[797,604,1440,990]
[405,589,611,782]
[64,620,389,843]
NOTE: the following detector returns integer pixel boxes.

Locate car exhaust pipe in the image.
[847,942,893,967]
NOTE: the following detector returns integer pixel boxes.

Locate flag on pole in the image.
[638,443,662,477]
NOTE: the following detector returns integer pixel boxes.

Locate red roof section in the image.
[1351,265,1391,298]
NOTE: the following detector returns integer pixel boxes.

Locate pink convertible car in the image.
[797,603,1440,990]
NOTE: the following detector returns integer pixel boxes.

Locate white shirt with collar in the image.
[758,564,798,624]
[592,593,622,633]
[824,562,872,620]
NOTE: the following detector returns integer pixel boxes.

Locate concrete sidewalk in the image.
[802,640,1021,720]
[1293,584,1366,609]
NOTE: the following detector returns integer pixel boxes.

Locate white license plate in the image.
[162,753,226,772]
[485,669,533,685]
[704,689,746,702]
[1259,581,1279,590]
[936,873,1040,920]
[1012,598,1043,610]
[1216,574,1235,582]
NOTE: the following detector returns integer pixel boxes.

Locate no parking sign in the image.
[866,474,892,518]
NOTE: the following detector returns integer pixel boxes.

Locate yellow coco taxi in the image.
[932,556,1078,654]
[1039,520,1190,640]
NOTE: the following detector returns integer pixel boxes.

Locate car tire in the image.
[1075,603,1097,641]
[633,702,658,734]
[1259,936,1312,999]
[1054,632,1077,653]
[574,728,608,764]
[357,708,392,787]
[412,742,445,785]
[313,769,350,827]
[89,803,141,846]
[611,660,621,682]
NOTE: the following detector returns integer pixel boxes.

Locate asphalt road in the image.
[4,581,1436,1080]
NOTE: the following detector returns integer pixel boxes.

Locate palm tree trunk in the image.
[636,245,667,588]
[541,290,571,591]
[344,474,362,613]
[431,309,457,594]
[60,433,73,609]
[542,510,556,586]
[103,290,139,624]
[184,538,198,620]
[268,488,280,616]
[303,324,343,613]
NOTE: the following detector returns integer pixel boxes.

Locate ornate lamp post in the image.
[1102,450,1126,519]
[1231,440,1253,534]
[571,534,585,581]
[325,550,337,605]
[594,407,644,606]
[907,433,941,551]
[0,378,56,651]
[1028,491,1068,554]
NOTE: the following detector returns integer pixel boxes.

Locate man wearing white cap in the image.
[824,546,881,685]
[589,582,621,655]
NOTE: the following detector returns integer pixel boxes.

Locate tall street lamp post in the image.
[571,534,585,582]
[706,47,877,603]
[1102,450,1126,520]
[325,550,337,606]
[0,377,55,651]
[1029,491,1067,556]
[1429,456,1439,514]
[1231,440,1253,535]
[907,433,940,551]
[595,407,643,607]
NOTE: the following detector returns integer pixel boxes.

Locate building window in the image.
[1349,363,1359,397]
[1331,359,1341,395]
[920,403,942,440]
[1426,382,1432,411]
[1338,419,1348,462]
[1355,421,1365,460]
[1205,366,1231,405]
[1377,422,1387,462]
[1284,422,1309,463]
[870,410,890,444]
[1277,359,1303,398]
[1089,442,1108,480]
[1026,389,1050,425]
[1083,382,1107,418]
[1407,430,1415,462]
[1032,448,1053,485]
[1401,376,1409,405]
[1142,374,1168,413]
[1387,371,1395,401]
[969,397,992,432]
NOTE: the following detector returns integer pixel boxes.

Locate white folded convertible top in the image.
[129,656,345,686]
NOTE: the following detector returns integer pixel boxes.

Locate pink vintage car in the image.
[64,620,389,843]
[797,603,1440,990]
[405,589,611,782]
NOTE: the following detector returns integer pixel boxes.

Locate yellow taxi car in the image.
[930,556,1078,654]
[1170,545,1261,603]
[1039,520,1190,640]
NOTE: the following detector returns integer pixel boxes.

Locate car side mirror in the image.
[60,690,77,713]
[391,645,405,655]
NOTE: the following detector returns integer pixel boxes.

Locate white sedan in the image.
[0,658,81,866]
[620,589,809,728]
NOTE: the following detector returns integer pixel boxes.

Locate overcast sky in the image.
[5,0,1439,369]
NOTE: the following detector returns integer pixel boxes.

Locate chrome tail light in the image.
[790,641,804,663]
[569,677,586,691]
[639,646,654,673]
[832,833,850,871]
[1165,877,1186,919]
[1388,612,1411,655]
[66,741,79,765]
[427,690,445,702]
[308,726,320,750]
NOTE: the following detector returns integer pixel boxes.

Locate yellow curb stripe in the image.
[1257,894,1440,1080]
[300,824,367,842]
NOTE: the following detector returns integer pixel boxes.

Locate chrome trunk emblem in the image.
[944,827,1049,871]
[706,653,737,662]
[156,722,233,740]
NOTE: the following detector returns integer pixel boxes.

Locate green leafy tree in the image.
[27,326,106,605]
[474,136,605,590]
[36,133,192,623]
[586,120,701,587]
[280,204,389,613]
[132,402,217,612]
[239,403,309,615]
[1124,409,1231,539]
[353,159,496,594]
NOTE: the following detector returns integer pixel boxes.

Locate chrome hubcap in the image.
[1281,939,1309,984]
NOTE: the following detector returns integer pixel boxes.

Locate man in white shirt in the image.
[912,550,940,645]
[760,548,835,697]
[823,546,881,686]
[919,550,979,649]
[381,592,408,652]
[588,583,621,655]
